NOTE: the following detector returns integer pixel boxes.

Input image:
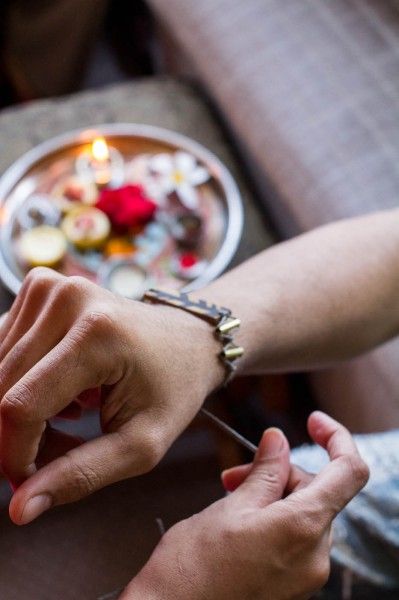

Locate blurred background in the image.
[1,1,399,598]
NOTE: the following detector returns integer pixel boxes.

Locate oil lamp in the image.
[75,136,124,188]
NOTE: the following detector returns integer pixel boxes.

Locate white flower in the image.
[149,151,210,210]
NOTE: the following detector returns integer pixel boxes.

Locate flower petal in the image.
[176,182,199,210]
[157,175,176,195]
[150,153,174,174]
[175,151,197,174]
[189,166,210,186]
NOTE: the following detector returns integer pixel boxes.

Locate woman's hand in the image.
[0,268,224,524]
[122,412,369,600]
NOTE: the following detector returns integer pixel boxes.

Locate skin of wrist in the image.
[148,302,226,396]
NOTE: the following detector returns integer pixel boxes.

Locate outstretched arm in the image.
[196,208,399,377]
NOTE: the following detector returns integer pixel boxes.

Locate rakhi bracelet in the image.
[142,288,244,387]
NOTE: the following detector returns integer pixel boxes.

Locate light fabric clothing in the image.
[292,429,399,588]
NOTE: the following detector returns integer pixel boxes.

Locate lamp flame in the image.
[91,137,110,162]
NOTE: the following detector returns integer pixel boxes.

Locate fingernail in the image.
[312,410,336,425]
[221,469,233,488]
[260,428,285,458]
[221,467,234,479]
[20,493,52,525]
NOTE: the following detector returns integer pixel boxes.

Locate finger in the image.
[0,268,62,358]
[0,309,68,404]
[222,462,314,495]
[9,414,164,525]
[233,428,290,507]
[0,311,8,331]
[0,325,112,484]
[292,412,369,524]
[286,464,314,494]
[221,463,252,492]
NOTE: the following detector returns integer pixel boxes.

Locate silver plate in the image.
[0,123,243,294]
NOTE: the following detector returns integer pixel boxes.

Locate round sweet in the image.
[61,206,111,250]
[19,226,67,267]
[52,176,98,211]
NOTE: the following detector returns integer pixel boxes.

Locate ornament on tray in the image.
[170,212,203,248]
[99,258,149,299]
[62,206,111,250]
[171,251,207,280]
[149,151,209,210]
[96,184,157,231]
[16,195,61,230]
[18,225,67,267]
[52,175,98,211]
[104,237,136,258]
[75,137,125,188]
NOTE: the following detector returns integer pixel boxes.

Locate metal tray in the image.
[0,123,243,295]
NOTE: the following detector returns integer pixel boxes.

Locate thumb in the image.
[9,416,161,525]
[233,428,290,507]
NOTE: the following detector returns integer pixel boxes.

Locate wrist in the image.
[120,561,193,600]
[157,302,226,396]
[142,287,244,394]
[119,575,160,599]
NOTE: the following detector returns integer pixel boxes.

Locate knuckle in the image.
[26,266,57,291]
[66,275,89,293]
[341,454,370,488]
[81,310,113,336]
[257,468,281,489]
[137,431,164,472]
[55,275,87,300]
[63,453,102,497]
[1,383,34,422]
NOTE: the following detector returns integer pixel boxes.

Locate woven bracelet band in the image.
[142,288,244,386]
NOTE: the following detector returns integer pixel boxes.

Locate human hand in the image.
[0,268,224,524]
[121,412,369,600]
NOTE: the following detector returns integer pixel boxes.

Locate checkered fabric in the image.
[149,0,399,228]
[148,0,399,432]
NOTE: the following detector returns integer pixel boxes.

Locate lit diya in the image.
[75,137,124,188]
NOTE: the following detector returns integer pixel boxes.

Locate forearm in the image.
[195,209,399,375]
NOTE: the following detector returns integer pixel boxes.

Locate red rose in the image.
[96,185,157,230]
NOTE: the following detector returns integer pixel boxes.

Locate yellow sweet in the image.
[61,206,110,250]
[19,226,67,267]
